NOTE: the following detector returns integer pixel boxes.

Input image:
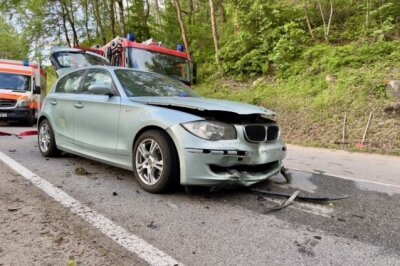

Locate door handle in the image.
[50,101,57,105]
[74,103,84,109]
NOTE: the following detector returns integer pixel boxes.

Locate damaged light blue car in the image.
[38,63,286,193]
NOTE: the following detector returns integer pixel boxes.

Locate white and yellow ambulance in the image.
[0,59,46,125]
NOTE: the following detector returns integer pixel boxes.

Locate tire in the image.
[25,113,35,127]
[132,129,179,193]
[38,119,61,157]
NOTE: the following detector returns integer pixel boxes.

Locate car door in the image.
[73,68,121,154]
[47,70,85,144]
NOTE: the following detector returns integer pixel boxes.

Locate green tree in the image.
[126,0,151,42]
[0,16,29,59]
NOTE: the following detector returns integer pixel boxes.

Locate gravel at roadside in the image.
[0,162,145,266]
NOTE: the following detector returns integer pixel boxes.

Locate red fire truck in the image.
[50,34,197,85]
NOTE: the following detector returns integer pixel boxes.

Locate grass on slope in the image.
[195,42,400,155]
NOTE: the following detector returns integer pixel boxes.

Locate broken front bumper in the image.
[167,124,286,187]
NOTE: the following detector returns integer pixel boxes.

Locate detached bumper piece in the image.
[249,188,351,202]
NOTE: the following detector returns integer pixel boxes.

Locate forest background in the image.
[1,0,400,154]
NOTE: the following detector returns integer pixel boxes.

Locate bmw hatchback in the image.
[38,51,286,193]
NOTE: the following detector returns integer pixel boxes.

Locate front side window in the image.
[0,73,31,91]
[81,69,113,95]
[115,69,198,97]
[127,48,192,84]
[55,70,84,93]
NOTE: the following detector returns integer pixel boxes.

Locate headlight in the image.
[181,121,237,141]
[18,100,30,107]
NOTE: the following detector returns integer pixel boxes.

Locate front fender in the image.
[116,101,202,156]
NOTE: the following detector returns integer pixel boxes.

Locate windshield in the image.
[127,48,192,84]
[52,51,109,69]
[115,69,199,97]
[0,73,31,91]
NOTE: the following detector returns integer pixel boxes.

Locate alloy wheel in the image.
[135,138,164,186]
[39,123,51,153]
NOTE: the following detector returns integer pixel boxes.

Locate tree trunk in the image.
[82,0,91,42]
[93,0,107,44]
[218,0,226,23]
[109,0,116,37]
[318,0,333,43]
[327,0,333,37]
[209,0,220,64]
[60,0,79,46]
[154,0,162,28]
[188,0,194,24]
[172,0,193,62]
[303,1,316,42]
[116,0,126,36]
[68,0,79,46]
[144,0,150,22]
[366,0,370,29]
[59,2,71,47]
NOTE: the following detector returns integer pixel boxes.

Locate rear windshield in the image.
[115,69,198,97]
[0,73,31,91]
[53,51,109,69]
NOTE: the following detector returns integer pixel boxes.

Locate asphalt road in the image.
[1,124,400,265]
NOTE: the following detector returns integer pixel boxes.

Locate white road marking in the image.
[287,167,400,190]
[0,151,182,266]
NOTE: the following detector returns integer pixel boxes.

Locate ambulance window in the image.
[55,70,84,94]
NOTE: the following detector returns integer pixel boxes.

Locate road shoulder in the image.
[0,161,145,265]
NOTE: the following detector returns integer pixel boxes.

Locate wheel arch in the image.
[132,125,181,171]
[38,114,51,127]
[132,125,181,190]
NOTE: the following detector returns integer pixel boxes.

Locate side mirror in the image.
[89,86,114,97]
[105,91,115,97]
[33,85,41,94]
[192,62,198,85]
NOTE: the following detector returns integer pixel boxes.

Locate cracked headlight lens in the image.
[181,121,237,141]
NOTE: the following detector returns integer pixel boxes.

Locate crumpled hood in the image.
[130,96,276,116]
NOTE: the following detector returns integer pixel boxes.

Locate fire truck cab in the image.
[0,59,46,125]
[50,35,197,85]
[101,36,197,86]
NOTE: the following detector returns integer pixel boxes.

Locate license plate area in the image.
[0,113,7,118]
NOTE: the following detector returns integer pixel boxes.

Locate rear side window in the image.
[55,70,84,93]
